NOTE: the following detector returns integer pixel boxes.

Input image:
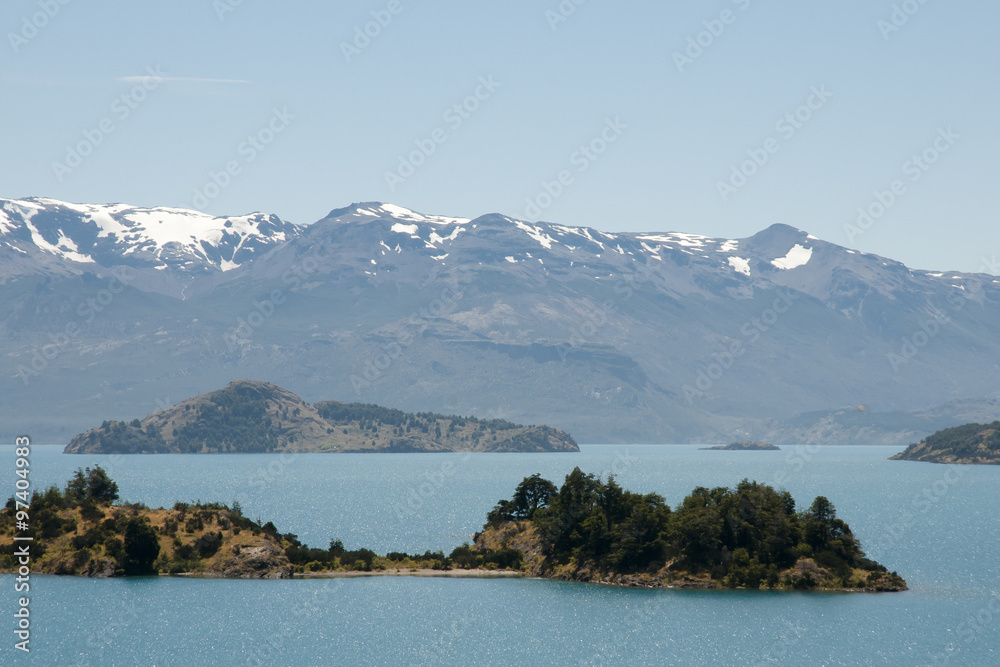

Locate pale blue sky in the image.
[2,1,998,273]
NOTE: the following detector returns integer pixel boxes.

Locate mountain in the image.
[0,197,299,298]
[3,197,999,445]
[63,380,579,453]
[890,421,1000,464]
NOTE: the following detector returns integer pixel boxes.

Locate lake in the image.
[1,444,997,665]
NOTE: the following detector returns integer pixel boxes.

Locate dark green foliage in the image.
[173,384,280,453]
[122,517,160,575]
[77,420,167,454]
[71,527,107,551]
[285,545,332,565]
[174,543,196,560]
[80,498,105,523]
[328,538,345,558]
[488,470,876,586]
[894,420,1000,462]
[315,401,522,438]
[923,421,1000,456]
[65,466,119,504]
[511,473,557,519]
[449,544,523,570]
[194,531,223,558]
[104,537,125,564]
[343,548,376,570]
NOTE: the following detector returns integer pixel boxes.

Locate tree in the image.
[122,517,160,575]
[65,466,119,504]
[86,466,119,503]
[328,538,345,559]
[511,474,557,519]
[486,499,515,527]
[804,496,836,549]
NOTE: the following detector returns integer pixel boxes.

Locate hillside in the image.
[0,467,476,578]
[62,380,579,454]
[890,421,1000,464]
[5,197,1000,445]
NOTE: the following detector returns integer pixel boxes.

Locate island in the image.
[699,441,780,451]
[1,467,906,591]
[890,421,1000,464]
[63,380,578,454]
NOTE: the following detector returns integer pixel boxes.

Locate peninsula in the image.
[63,380,578,454]
[890,421,1000,464]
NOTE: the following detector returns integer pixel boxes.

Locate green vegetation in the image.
[70,420,167,455]
[891,421,1000,464]
[172,383,280,453]
[474,468,906,591]
[315,401,520,433]
[0,468,530,578]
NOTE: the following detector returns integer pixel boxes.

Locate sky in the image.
[2,0,998,273]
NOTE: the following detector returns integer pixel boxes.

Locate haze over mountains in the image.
[2,196,998,445]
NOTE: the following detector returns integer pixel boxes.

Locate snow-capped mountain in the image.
[0,197,299,294]
[2,197,999,446]
[249,201,993,317]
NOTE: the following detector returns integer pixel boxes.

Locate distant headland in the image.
[699,441,780,451]
[63,380,578,454]
[890,421,1000,464]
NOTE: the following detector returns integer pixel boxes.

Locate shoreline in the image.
[293,567,525,579]
[160,570,902,592]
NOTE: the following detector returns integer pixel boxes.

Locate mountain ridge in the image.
[4,196,999,445]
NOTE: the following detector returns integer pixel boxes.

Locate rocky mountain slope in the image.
[3,197,999,445]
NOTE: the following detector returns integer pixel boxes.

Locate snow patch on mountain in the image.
[365,203,469,225]
[771,244,813,270]
[728,256,751,276]
[391,223,419,235]
[513,220,557,249]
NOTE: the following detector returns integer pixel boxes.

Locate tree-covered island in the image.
[63,380,578,454]
[890,421,1000,464]
[474,469,905,591]
[0,467,905,591]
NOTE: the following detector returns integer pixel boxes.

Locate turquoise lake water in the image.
[1,444,997,665]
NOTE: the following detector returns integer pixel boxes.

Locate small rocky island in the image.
[890,421,1000,464]
[699,441,780,451]
[64,380,578,454]
[1,467,906,591]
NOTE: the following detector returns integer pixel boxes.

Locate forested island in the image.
[474,469,905,591]
[699,441,780,451]
[63,380,578,454]
[1,467,905,591]
[890,421,1000,464]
